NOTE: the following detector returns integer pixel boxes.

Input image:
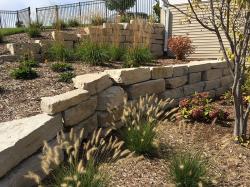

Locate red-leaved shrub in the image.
[168,36,195,60]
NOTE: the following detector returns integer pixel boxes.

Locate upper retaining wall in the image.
[0,61,233,186]
[2,21,165,63]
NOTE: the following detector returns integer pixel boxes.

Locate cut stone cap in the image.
[41,89,90,115]
[105,67,151,85]
[73,72,113,95]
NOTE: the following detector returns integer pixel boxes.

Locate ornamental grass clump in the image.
[120,95,173,156]
[26,128,131,187]
[27,22,42,38]
[48,42,74,62]
[179,92,229,123]
[169,153,207,187]
[76,40,110,65]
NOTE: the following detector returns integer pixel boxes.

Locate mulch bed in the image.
[102,103,250,186]
[0,61,122,123]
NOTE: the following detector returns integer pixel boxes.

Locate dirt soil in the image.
[102,107,250,186]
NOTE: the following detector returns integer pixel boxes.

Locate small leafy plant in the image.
[124,46,153,68]
[58,72,75,83]
[20,59,39,68]
[76,40,109,65]
[51,62,73,72]
[27,22,42,38]
[10,65,38,80]
[169,153,207,187]
[179,92,229,123]
[67,19,80,27]
[168,36,195,60]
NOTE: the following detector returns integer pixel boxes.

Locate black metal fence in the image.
[0,7,31,28]
[36,0,157,26]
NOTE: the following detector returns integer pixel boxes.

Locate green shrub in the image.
[67,19,80,27]
[51,62,73,72]
[20,60,39,68]
[120,95,172,156]
[58,72,75,83]
[10,66,38,80]
[91,15,106,26]
[76,41,109,65]
[0,32,3,43]
[27,22,42,38]
[52,20,68,30]
[108,45,125,61]
[169,153,207,187]
[0,28,26,36]
[48,42,74,62]
[124,46,153,68]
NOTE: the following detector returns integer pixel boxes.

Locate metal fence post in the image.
[28,7,31,25]
[55,5,59,23]
[0,14,2,28]
[135,0,138,18]
[16,10,20,27]
[36,8,39,24]
[79,2,82,23]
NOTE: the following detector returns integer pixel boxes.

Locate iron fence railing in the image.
[36,0,157,26]
[0,7,31,28]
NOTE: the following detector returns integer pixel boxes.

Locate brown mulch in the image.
[102,105,250,186]
[0,61,122,123]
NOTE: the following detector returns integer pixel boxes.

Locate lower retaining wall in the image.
[0,60,233,186]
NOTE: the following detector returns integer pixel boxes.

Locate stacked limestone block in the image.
[83,21,165,57]
[72,72,127,129]
[6,43,43,61]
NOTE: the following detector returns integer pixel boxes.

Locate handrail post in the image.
[28,7,31,26]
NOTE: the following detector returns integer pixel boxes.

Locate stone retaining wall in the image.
[0,61,233,186]
[2,21,165,63]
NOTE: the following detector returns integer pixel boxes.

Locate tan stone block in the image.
[0,114,62,178]
[126,79,165,99]
[63,96,97,127]
[41,89,90,115]
[73,73,113,95]
[105,68,151,85]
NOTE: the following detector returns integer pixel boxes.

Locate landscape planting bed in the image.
[103,117,250,186]
[0,59,185,122]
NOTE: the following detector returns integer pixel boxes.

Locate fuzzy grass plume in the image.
[120,94,173,155]
[26,128,131,186]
